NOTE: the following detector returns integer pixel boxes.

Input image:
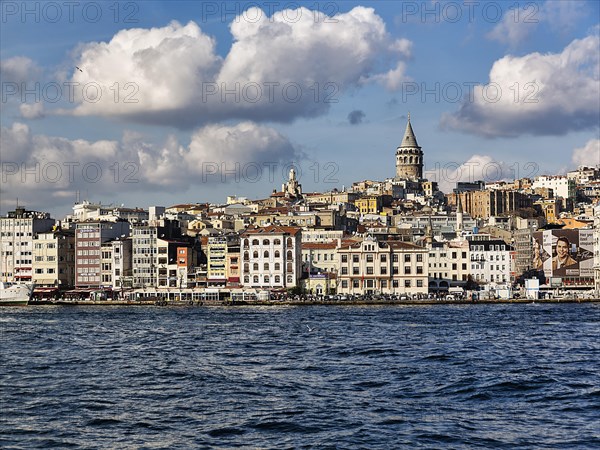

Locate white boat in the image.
[0,281,34,306]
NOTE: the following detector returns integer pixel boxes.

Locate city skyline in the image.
[1,1,599,218]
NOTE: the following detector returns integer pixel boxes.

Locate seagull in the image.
[75,66,83,72]
[306,324,316,332]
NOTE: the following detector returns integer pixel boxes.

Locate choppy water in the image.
[1,304,599,449]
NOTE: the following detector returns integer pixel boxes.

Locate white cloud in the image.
[429,154,512,194]
[19,103,45,119]
[572,139,600,168]
[441,34,600,137]
[0,121,301,212]
[0,56,41,85]
[487,1,587,48]
[486,7,538,47]
[61,7,409,126]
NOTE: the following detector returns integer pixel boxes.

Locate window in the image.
[380,254,387,262]
[341,280,348,288]
[352,267,360,275]
[381,280,387,288]
[252,239,259,245]
[244,276,250,283]
[405,280,411,288]
[275,250,280,258]
[341,267,348,275]
[366,254,373,263]
[404,254,411,263]
[264,251,269,258]
[253,276,259,283]
[353,255,359,263]
[253,263,259,271]
[274,239,281,245]
[353,280,360,288]
[253,251,259,258]
[381,267,387,275]
[417,280,423,287]
[404,266,411,274]
[417,254,423,262]
[393,254,398,263]
[416,266,423,274]
[341,255,348,263]
[264,263,269,270]
[367,267,373,275]
[274,263,281,271]
[263,239,270,245]
[392,280,399,288]
[264,275,269,283]
[275,275,281,283]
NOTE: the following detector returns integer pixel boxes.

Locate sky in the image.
[1,0,599,218]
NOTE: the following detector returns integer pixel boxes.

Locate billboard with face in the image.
[534,229,594,279]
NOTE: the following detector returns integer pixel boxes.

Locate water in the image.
[1,304,599,449]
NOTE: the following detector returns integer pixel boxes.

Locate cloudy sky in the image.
[1,1,599,217]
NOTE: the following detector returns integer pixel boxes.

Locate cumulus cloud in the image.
[19,103,45,119]
[0,121,301,212]
[486,6,539,47]
[427,154,513,194]
[441,34,600,137]
[0,56,41,85]
[487,2,587,48]
[61,7,410,127]
[347,110,366,125]
[572,139,600,168]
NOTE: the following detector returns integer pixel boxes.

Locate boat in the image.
[0,281,34,306]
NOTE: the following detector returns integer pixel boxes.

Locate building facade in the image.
[241,225,302,289]
[337,236,428,296]
[0,208,55,283]
[75,221,130,288]
[32,229,75,289]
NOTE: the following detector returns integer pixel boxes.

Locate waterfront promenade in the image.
[28,296,600,307]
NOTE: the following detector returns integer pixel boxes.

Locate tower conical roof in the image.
[400,115,420,148]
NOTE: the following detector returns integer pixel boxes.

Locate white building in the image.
[0,208,55,283]
[532,176,576,207]
[468,236,513,285]
[241,225,302,289]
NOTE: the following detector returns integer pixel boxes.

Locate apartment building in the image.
[32,229,75,288]
[75,220,130,288]
[337,236,428,296]
[0,208,55,283]
[240,225,302,289]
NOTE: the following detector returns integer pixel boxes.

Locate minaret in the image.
[395,113,424,180]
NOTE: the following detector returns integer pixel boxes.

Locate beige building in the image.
[427,240,470,291]
[302,242,339,275]
[337,236,428,296]
[32,229,75,289]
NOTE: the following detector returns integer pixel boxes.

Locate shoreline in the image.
[27,298,600,307]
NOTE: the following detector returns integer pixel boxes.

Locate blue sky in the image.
[1,1,599,217]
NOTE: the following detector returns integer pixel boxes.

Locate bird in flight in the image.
[75,66,83,72]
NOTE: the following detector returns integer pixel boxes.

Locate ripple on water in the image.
[0,304,598,448]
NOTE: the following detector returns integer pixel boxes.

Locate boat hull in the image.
[0,283,33,306]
